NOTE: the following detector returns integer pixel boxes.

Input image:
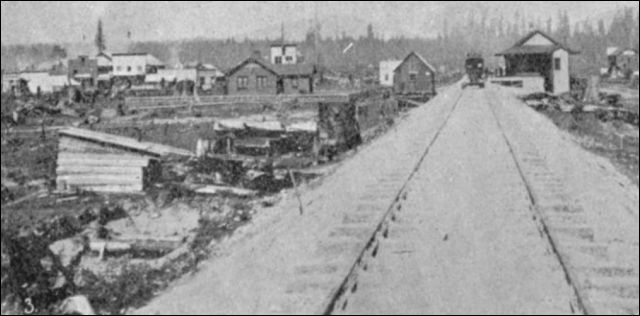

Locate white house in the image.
[2,72,21,93]
[379,60,402,87]
[19,72,77,94]
[495,30,578,95]
[112,53,165,77]
[270,44,299,65]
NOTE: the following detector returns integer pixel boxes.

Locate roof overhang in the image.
[496,45,579,56]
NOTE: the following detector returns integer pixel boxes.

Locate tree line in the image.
[2,6,638,78]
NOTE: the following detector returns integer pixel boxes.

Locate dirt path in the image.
[134,83,638,315]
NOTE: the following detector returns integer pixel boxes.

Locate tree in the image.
[556,10,571,44]
[598,19,606,38]
[367,24,374,40]
[634,12,640,50]
[95,19,106,53]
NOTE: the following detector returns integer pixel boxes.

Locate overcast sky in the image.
[2,1,638,45]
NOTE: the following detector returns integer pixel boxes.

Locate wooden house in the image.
[496,30,579,95]
[393,52,436,97]
[225,57,315,95]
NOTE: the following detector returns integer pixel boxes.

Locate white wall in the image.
[270,45,297,65]
[379,60,401,87]
[20,72,70,93]
[2,74,20,93]
[552,49,570,95]
[113,55,147,77]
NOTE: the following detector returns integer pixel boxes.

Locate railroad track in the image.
[486,88,639,315]
[136,83,636,315]
[320,86,637,315]
[319,89,465,315]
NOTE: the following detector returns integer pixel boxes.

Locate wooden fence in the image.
[124,94,364,112]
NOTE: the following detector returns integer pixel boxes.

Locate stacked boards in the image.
[56,127,193,194]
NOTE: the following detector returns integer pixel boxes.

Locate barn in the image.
[56,127,193,194]
[495,30,579,95]
[393,52,437,99]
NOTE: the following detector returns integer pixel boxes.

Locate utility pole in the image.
[315,2,320,65]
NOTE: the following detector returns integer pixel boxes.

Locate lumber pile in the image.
[55,127,193,194]
[56,151,153,193]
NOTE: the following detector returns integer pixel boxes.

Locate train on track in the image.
[463,53,486,89]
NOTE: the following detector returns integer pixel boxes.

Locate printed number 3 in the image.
[24,298,35,315]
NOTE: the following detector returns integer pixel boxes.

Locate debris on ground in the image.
[1,87,410,314]
[48,237,87,268]
[520,91,639,185]
[57,295,96,315]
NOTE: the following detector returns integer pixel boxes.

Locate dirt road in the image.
[135,83,638,315]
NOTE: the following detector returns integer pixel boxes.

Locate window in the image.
[554,58,561,70]
[385,74,389,81]
[257,76,268,89]
[274,56,283,65]
[291,78,299,89]
[127,66,132,72]
[409,72,418,81]
[237,76,249,90]
[285,56,293,62]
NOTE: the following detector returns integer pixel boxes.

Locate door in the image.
[276,78,284,94]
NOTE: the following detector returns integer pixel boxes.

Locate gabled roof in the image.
[96,52,112,60]
[394,52,436,73]
[226,58,279,77]
[496,30,579,56]
[226,57,315,77]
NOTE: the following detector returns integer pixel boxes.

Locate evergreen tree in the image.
[95,19,106,53]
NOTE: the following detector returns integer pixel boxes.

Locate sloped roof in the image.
[496,30,579,56]
[226,57,314,77]
[607,47,621,56]
[59,127,193,158]
[145,54,165,67]
[394,52,436,73]
[272,64,315,77]
[226,58,279,77]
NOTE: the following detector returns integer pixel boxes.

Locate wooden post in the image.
[583,75,600,104]
[288,169,304,216]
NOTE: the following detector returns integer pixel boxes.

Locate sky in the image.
[1,1,638,46]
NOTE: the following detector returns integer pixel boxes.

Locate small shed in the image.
[56,127,193,194]
[393,52,437,97]
[496,30,579,95]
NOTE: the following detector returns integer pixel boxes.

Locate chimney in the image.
[252,50,263,60]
